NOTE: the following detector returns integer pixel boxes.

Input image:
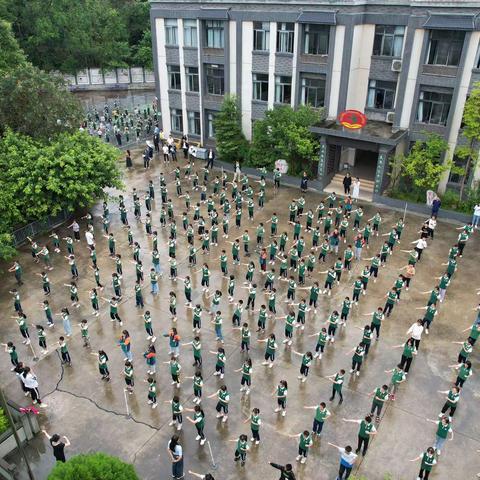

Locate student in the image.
[235,358,253,395]
[166,395,184,431]
[304,402,331,437]
[268,462,296,480]
[309,327,328,359]
[451,360,472,388]
[232,434,249,466]
[288,430,313,464]
[438,385,460,418]
[42,430,70,463]
[366,308,384,340]
[385,364,406,401]
[426,415,453,456]
[208,385,230,423]
[328,370,345,404]
[409,447,436,480]
[343,416,377,456]
[259,334,277,368]
[348,342,366,377]
[293,350,313,382]
[3,342,19,370]
[186,405,206,445]
[146,377,158,409]
[369,385,389,423]
[58,337,72,366]
[392,338,416,374]
[123,361,134,394]
[273,380,288,416]
[327,443,357,480]
[244,407,261,445]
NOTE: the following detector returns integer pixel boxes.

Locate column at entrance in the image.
[317,136,328,190]
[374,147,390,195]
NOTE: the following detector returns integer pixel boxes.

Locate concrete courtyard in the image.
[1,150,479,480]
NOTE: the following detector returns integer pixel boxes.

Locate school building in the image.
[150,0,480,197]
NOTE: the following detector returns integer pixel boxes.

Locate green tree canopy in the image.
[47,453,140,480]
[401,133,450,190]
[0,64,83,138]
[213,95,249,164]
[0,19,26,75]
[250,105,323,172]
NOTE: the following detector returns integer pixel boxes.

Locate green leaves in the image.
[47,452,140,480]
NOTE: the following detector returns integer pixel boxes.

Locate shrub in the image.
[0,408,9,435]
[47,452,140,480]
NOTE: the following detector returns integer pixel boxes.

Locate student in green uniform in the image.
[235,359,253,395]
[146,378,158,409]
[426,415,453,456]
[438,385,460,418]
[36,325,47,354]
[79,319,90,347]
[328,370,345,404]
[409,447,436,480]
[304,402,331,437]
[91,350,109,381]
[2,342,19,370]
[260,334,277,368]
[208,385,230,423]
[322,267,336,295]
[124,361,134,394]
[326,311,340,342]
[232,434,249,466]
[293,350,313,382]
[343,416,377,456]
[288,430,312,464]
[167,395,184,431]
[453,338,473,366]
[348,342,366,376]
[369,385,389,422]
[452,360,472,388]
[186,405,206,445]
[385,364,406,400]
[273,380,288,416]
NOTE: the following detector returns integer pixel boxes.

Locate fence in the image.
[64,67,155,91]
[12,210,71,246]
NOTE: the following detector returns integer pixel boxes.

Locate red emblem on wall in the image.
[338,110,367,130]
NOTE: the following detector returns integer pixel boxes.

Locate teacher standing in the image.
[168,435,184,479]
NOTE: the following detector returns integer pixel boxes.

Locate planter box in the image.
[373,193,471,224]
[0,426,26,459]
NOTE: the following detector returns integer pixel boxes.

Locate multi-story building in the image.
[150,0,480,195]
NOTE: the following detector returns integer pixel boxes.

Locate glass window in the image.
[187,111,201,135]
[167,65,181,90]
[171,108,183,132]
[252,73,269,101]
[416,89,452,125]
[207,111,216,138]
[372,25,405,57]
[367,79,397,110]
[186,66,199,92]
[275,75,292,104]
[183,19,198,47]
[303,24,329,55]
[165,19,178,46]
[427,30,464,66]
[205,64,224,95]
[253,22,270,51]
[205,20,224,48]
[277,22,294,54]
[300,75,326,108]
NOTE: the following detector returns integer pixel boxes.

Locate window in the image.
[301,75,326,108]
[171,108,183,132]
[448,154,470,184]
[416,89,452,125]
[205,64,224,95]
[367,80,397,110]
[188,111,201,135]
[372,25,405,57]
[207,111,216,138]
[253,73,269,101]
[205,20,224,48]
[167,65,181,90]
[253,22,270,51]
[186,66,199,92]
[165,19,178,46]
[303,24,329,55]
[275,75,291,104]
[183,19,198,47]
[427,30,464,66]
[277,23,294,54]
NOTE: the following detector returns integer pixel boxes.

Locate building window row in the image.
[373,25,405,57]
[253,22,270,51]
[167,65,181,90]
[171,108,183,132]
[426,30,464,67]
[186,66,199,92]
[188,111,201,135]
[205,64,224,95]
[367,79,396,110]
[205,20,225,49]
[416,89,452,125]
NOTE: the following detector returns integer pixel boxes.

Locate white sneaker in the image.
[152,403,158,409]
[282,410,286,417]
[274,407,281,413]
[200,439,206,445]
[196,435,201,441]
[216,413,223,418]
[296,456,301,462]
[356,371,360,376]
[350,369,354,373]
[301,457,307,464]
[169,421,175,426]
[222,415,228,423]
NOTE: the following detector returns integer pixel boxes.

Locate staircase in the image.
[323,174,375,202]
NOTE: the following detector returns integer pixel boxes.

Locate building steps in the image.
[323,174,374,202]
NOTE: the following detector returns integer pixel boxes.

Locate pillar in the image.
[317,137,328,189]
[374,148,389,195]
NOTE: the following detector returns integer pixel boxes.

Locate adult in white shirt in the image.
[167,435,184,480]
[352,177,360,202]
[233,161,241,183]
[472,203,480,228]
[162,144,170,163]
[407,319,424,351]
[424,216,437,239]
[21,367,47,407]
[411,237,427,261]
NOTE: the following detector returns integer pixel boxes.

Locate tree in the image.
[401,133,451,191]
[213,95,249,164]
[47,453,140,480]
[6,0,131,73]
[250,105,324,172]
[0,130,123,221]
[133,30,153,70]
[0,65,83,138]
[0,19,27,76]
[456,82,480,200]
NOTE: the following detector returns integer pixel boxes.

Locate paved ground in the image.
[1,150,479,480]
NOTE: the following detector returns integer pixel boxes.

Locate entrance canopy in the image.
[311,120,408,195]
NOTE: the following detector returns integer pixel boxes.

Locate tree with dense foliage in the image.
[3,0,150,73]
[0,19,26,75]
[213,95,249,164]
[0,65,83,138]
[48,453,140,480]
[455,82,480,200]
[250,105,323,173]
[401,133,452,191]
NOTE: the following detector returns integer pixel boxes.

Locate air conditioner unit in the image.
[386,111,395,123]
[391,59,402,72]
